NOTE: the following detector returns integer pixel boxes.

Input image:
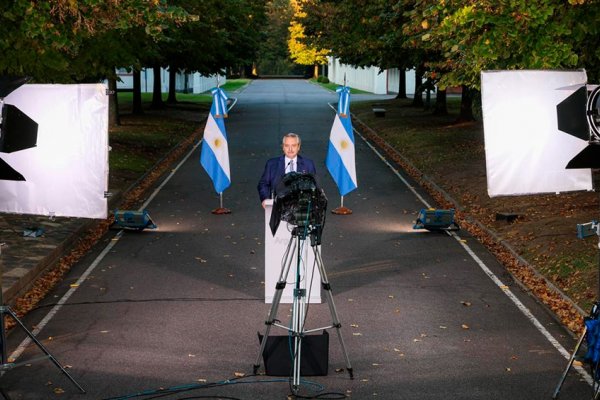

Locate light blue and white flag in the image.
[326,86,357,196]
[200,87,230,194]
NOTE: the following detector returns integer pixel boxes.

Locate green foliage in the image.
[0,0,265,83]
[256,0,297,75]
[300,0,600,91]
[288,0,328,68]
[0,0,192,82]
[406,0,582,89]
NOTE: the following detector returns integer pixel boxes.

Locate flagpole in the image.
[212,192,231,215]
[328,78,356,216]
[332,80,353,215]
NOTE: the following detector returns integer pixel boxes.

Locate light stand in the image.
[254,207,353,395]
[0,244,85,398]
[553,217,600,399]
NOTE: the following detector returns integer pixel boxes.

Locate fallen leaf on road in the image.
[461,301,472,307]
[461,324,469,330]
[234,372,245,377]
[53,387,65,394]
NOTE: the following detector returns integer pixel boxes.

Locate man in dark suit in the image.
[258,133,317,208]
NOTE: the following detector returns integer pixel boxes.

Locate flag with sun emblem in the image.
[326,85,357,196]
[200,87,231,194]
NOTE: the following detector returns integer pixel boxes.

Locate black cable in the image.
[32,297,261,310]
[291,393,347,400]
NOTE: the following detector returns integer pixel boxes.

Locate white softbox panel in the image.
[0,84,108,218]
[481,70,593,197]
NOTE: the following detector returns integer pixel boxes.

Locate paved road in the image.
[1,80,591,399]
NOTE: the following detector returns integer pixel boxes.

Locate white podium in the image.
[264,199,321,304]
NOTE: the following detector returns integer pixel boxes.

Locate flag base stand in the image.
[331,196,352,215]
[211,193,231,215]
[211,207,231,215]
[331,206,352,215]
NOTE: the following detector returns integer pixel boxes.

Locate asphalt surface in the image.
[0,80,593,399]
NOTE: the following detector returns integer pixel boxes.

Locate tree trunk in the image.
[313,64,319,79]
[151,65,164,109]
[132,69,143,115]
[395,69,407,99]
[433,88,447,116]
[167,67,177,104]
[412,66,425,107]
[457,85,476,122]
[107,77,120,127]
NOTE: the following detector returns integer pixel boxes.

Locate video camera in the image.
[269,172,327,243]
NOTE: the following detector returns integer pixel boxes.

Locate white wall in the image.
[327,57,416,95]
[115,68,225,94]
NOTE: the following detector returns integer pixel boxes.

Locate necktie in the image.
[290,159,295,173]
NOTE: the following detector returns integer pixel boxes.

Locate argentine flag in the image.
[326,86,357,196]
[200,87,231,194]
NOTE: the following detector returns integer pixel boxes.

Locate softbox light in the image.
[0,84,108,219]
[481,70,593,197]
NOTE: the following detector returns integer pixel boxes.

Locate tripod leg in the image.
[254,236,297,374]
[552,326,586,399]
[313,246,353,379]
[0,387,11,400]
[5,308,85,393]
[291,284,306,393]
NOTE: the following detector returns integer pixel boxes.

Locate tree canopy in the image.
[298,0,600,90]
[0,0,266,83]
[288,0,328,74]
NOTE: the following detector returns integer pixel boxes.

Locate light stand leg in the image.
[0,307,85,393]
[552,326,587,399]
[313,245,354,379]
[0,250,84,395]
[253,235,297,374]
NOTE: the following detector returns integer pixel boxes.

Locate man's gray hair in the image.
[282,132,301,145]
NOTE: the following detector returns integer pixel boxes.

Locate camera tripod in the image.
[0,244,85,399]
[253,224,353,394]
